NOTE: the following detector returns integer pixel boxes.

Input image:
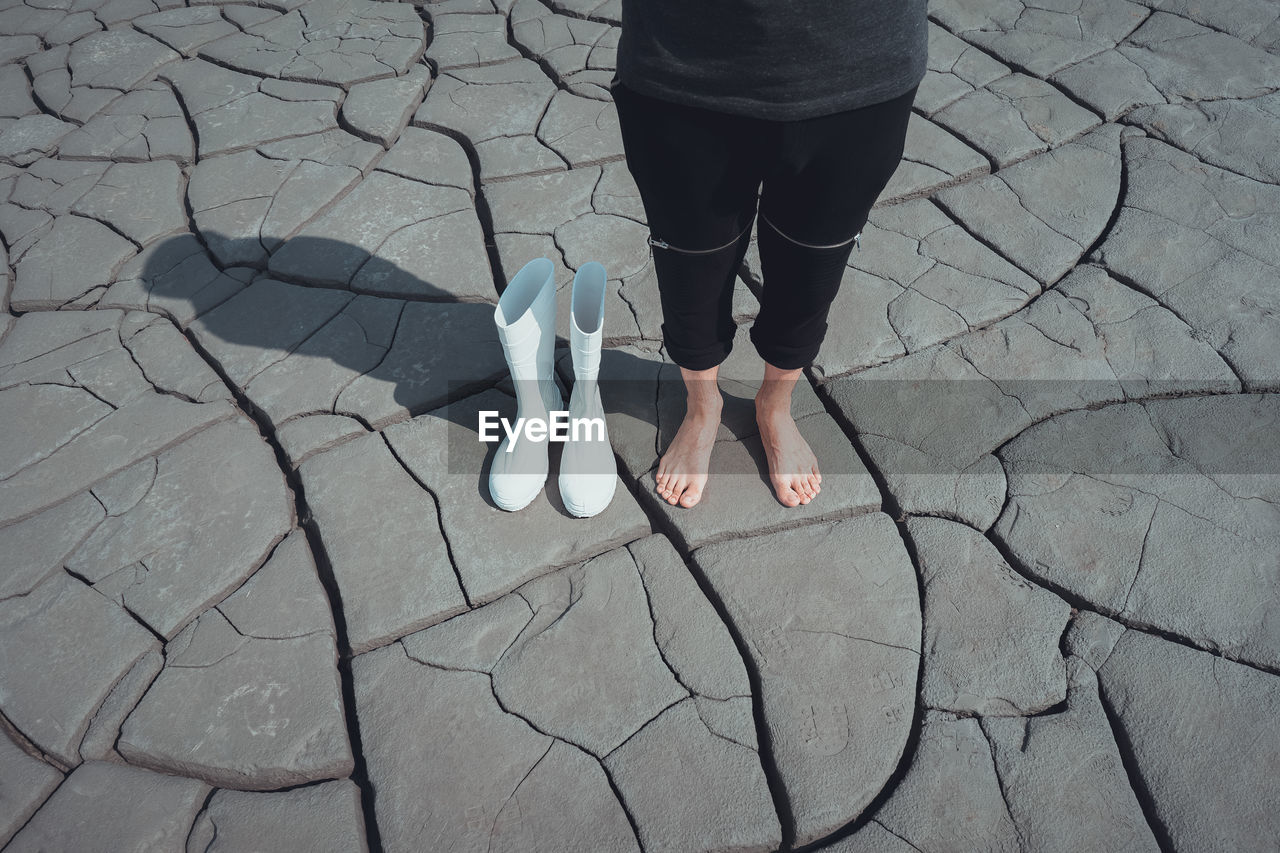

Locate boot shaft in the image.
[495,258,560,413]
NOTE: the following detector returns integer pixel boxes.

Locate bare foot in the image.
[655,402,721,507]
[755,399,821,507]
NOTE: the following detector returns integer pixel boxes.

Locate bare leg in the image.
[655,364,723,507]
[754,361,821,506]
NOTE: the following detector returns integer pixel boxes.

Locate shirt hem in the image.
[613,65,926,122]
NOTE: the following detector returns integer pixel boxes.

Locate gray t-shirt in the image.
[615,0,929,121]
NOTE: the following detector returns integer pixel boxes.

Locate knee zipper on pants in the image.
[648,220,754,254]
[761,212,860,250]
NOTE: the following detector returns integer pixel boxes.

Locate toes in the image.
[770,473,802,506]
[665,474,686,504]
[679,484,701,507]
[656,469,680,502]
[788,474,818,504]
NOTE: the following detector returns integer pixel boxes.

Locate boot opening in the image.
[571,261,607,335]
[497,257,555,326]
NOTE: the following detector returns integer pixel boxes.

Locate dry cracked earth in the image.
[1,0,1279,850]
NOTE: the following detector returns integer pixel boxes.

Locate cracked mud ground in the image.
[1,0,1278,850]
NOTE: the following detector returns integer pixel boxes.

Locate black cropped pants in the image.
[611,81,917,371]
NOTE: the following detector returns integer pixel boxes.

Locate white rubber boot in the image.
[558,261,616,518]
[489,257,564,512]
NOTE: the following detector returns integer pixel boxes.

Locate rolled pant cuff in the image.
[663,335,734,371]
[749,323,821,370]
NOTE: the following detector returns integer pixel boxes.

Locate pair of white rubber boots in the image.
[489,258,616,517]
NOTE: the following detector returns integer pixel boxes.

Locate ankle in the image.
[685,391,722,415]
[685,405,722,429]
[754,392,792,417]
